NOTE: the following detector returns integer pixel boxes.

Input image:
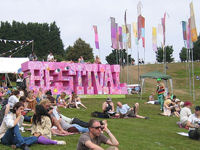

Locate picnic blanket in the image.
[177,132,189,137]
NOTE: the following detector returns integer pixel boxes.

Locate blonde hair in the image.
[39,99,50,105]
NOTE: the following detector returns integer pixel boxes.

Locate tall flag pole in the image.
[152,27,157,52]
[124,10,129,84]
[190,2,197,101]
[161,12,167,74]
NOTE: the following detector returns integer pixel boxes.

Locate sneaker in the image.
[56,140,66,145]
[20,144,30,150]
[145,117,150,120]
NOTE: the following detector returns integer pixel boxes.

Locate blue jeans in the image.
[72,124,89,133]
[1,125,38,147]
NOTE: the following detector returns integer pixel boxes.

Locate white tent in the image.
[0,57,29,73]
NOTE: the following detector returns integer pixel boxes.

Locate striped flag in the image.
[93,25,99,49]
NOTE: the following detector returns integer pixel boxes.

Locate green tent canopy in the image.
[140,71,173,99]
[140,70,172,80]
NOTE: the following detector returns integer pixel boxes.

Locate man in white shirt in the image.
[187,106,200,140]
[47,52,55,62]
[8,90,20,109]
[116,102,148,119]
[180,101,192,127]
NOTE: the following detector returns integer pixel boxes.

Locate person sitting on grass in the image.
[179,101,192,128]
[116,102,148,119]
[57,92,68,108]
[68,92,87,109]
[146,92,159,105]
[173,99,181,118]
[31,105,66,145]
[187,106,200,140]
[77,119,119,150]
[0,102,37,150]
[102,98,115,116]
[160,98,174,116]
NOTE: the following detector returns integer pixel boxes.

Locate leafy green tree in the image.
[193,36,200,61]
[65,38,94,62]
[156,46,174,63]
[179,47,187,62]
[0,21,65,61]
[106,49,134,65]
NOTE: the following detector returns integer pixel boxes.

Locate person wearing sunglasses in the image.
[77,119,119,150]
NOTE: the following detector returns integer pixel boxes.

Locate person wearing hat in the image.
[156,78,165,111]
[174,99,181,117]
[102,98,115,116]
[180,101,192,128]
[187,106,200,140]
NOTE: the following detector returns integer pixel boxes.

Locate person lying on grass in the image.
[31,105,66,145]
[40,99,89,134]
[77,119,119,150]
[187,106,200,140]
[116,102,149,119]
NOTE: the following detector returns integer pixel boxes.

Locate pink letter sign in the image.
[21,61,127,95]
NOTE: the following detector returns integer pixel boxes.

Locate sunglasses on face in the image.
[92,126,103,130]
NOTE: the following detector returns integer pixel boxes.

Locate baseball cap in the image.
[175,99,181,103]
[157,78,161,81]
[184,101,192,107]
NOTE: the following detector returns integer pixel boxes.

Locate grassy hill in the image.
[120,62,200,101]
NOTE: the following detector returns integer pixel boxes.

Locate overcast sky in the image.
[0,0,199,64]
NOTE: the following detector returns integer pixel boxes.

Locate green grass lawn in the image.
[1,96,200,150]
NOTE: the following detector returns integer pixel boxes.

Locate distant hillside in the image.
[120,62,200,100]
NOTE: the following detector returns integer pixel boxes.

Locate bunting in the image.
[93,25,99,49]
[190,2,198,42]
[0,39,32,44]
[152,27,157,51]
[0,40,33,56]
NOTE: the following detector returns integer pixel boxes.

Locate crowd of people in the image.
[145,78,200,141]
[0,73,199,149]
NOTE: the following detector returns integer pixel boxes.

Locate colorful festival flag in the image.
[132,22,138,45]
[141,17,145,48]
[93,25,99,49]
[181,21,187,47]
[115,23,119,50]
[161,13,166,46]
[190,2,198,42]
[118,26,123,49]
[152,27,157,51]
[187,18,193,49]
[137,15,145,41]
[127,24,131,48]
[122,25,127,49]
[110,17,117,49]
